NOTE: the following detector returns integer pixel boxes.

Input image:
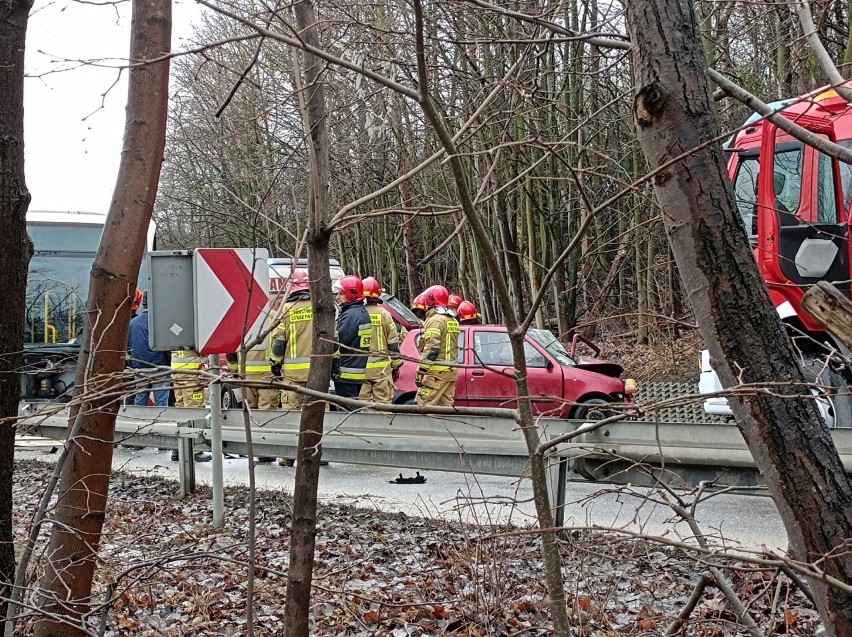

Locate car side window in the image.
[523,340,547,368]
[473,332,546,367]
[474,331,512,365]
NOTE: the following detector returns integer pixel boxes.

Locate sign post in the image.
[193,248,270,527]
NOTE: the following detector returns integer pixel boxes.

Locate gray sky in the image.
[24,0,200,213]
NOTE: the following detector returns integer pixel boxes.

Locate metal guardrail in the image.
[20,405,852,525]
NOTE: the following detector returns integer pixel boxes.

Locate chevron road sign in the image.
[193,248,269,355]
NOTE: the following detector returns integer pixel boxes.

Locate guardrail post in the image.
[177,436,196,496]
[208,354,224,527]
[545,439,568,528]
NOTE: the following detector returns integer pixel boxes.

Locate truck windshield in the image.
[527,329,575,366]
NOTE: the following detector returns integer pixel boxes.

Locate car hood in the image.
[573,357,623,378]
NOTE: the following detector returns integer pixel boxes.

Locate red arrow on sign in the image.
[194,249,269,355]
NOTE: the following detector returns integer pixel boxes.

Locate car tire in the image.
[572,398,613,421]
[801,356,852,428]
[222,388,241,410]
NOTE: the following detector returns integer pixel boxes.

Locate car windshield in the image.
[527,329,575,366]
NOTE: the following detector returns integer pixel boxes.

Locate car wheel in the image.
[394,392,417,406]
[222,388,241,410]
[572,398,613,421]
[801,356,852,428]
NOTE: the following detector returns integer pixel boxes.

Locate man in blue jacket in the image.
[128,291,171,407]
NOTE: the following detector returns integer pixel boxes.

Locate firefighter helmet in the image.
[425,285,449,308]
[333,275,364,302]
[411,294,427,311]
[132,288,143,312]
[448,294,463,310]
[362,276,382,299]
[289,270,310,293]
[458,300,478,322]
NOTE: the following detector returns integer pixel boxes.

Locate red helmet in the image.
[289,270,310,293]
[132,288,143,312]
[362,276,382,299]
[411,294,426,311]
[458,300,478,322]
[333,275,364,302]
[425,285,449,308]
[448,294,463,310]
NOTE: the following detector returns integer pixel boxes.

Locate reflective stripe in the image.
[427,364,451,372]
[284,362,311,370]
[339,366,366,380]
[171,362,202,369]
[244,364,271,373]
[366,360,389,369]
[444,319,459,363]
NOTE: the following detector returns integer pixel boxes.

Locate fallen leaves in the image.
[10,459,822,636]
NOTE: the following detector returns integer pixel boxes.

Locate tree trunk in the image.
[284,1,335,635]
[625,2,852,634]
[0,0,33,627]
[33,1,171,634]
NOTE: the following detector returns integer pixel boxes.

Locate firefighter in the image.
[415,285,460,407]
[270,270,314,410]
[457,300,481,325]
[131,287,143,319]
[332,275,372,403]
[171,348,207,407]
[411,294,427,321]
[359,277,403,404]
[448,293,463,318]
[226,339,279,411]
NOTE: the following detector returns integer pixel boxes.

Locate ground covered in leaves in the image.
[13,458,820,636]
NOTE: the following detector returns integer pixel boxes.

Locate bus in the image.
[22,210,156,402]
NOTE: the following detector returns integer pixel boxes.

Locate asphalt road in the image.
[15,440,790,554]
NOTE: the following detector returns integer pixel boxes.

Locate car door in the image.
[465,329,559,414]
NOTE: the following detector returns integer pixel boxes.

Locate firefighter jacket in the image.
[171,349,205,373]
[335,299,372,382]
[270,295,314,382]
[226,341,273,376]
[419,310,460,379]
[364,302,402,381]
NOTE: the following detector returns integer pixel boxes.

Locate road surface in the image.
[15,439,789,553]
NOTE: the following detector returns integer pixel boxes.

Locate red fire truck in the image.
[699,86,852,426]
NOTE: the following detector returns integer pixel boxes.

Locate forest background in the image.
[150,0,846,382]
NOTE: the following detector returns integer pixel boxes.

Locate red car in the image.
[395,325,633,418]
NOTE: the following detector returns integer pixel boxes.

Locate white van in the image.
[268,257,345,295]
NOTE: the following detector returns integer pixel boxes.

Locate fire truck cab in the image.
[699,87,852,425]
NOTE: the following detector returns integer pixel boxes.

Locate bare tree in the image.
[31,1,172,634]
[282,1,336,635]
[625,1,852,635]
[0,0,33,627]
